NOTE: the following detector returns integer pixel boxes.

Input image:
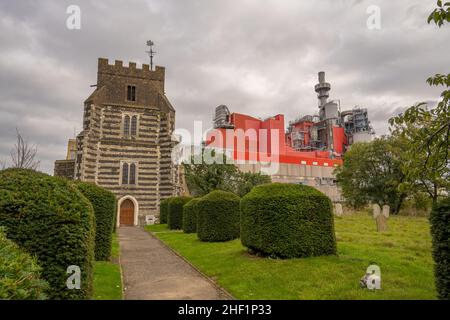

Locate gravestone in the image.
[372,204,381,219]
[334,203,343,217]
[382,205,390,218]
[373,204,387,232]
[376,215,388,232]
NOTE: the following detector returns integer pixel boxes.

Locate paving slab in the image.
[118,226,230,300]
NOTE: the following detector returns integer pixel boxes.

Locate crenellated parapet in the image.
[97,58,165,88]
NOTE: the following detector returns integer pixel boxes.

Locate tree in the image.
[183,148,271,197]
[390,110,449,203]
[235,172,271,197]
[10,129,40,170]
[426,1,450,301]
[427,0,450,27]
[183,150,238,196]
[388,1,450,203]
[335,137,407,214]
[425,1,450,172]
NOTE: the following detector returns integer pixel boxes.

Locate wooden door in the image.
[120,199,134,226]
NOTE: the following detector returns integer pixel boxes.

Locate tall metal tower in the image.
[146,40,156,71]
[314,71,331,107]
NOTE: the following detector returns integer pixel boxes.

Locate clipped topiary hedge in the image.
[0,228,49,300]
[430,196,450,300]
[240,183,337,259]
[167,196,193,230]
[182,198,201,233]
[197,190,240,242]
[0,169,95,299]
[159,197,172,224]
[75,181,116,261]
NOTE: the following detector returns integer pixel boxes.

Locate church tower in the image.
[72,58,179,226]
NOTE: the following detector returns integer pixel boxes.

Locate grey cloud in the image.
[0,0,448,173]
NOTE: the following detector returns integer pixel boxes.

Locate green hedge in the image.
[430,196,450,300]
[159,197,173,224]
[0,169,95,299]
[76,182,116,261]
[182,198,201,233]
[240,183,337,259]
[0,228,49,300]
[167,196,193,230]
[197,190,240,242]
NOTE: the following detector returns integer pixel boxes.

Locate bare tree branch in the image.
[10,128,40,170]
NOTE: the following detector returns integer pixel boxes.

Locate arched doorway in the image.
[120,199,135,226]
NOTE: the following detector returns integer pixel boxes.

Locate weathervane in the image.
[146,40,156,71]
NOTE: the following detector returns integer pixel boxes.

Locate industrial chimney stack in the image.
[314,71,331,107]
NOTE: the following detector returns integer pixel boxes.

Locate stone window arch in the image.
[120,161,138,185]
[123,115,131,136]
[129,163,136,185]
[131,115,138,136]
[121,162,129,185]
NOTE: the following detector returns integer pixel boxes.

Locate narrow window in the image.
[131,86,136,101]
[129,163,136,185]
[131,115,138,136]
[123,115,130,136]
[122,163,129,185]
[127,85,136,101]
[127,85,132,101]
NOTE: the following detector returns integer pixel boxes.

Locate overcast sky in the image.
[0,0,448,174]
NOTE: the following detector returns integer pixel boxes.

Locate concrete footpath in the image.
[118,226,230,300]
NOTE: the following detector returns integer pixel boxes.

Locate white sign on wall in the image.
[145,215,156,225]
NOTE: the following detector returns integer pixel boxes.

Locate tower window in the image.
[129,163,136,185]
[127,85,136,101]
[123,114,138,137]
[121,162,138,185]
[122,163,129,185]
[131,115,138,136]
[123,115,130,136]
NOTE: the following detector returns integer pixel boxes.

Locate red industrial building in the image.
[207,72,373,170]
[207,112,344,168]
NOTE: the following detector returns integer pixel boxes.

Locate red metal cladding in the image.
[206,113,344,167]
[332,126,346,155]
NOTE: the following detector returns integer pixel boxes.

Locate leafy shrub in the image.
[183,150,272,197]
[0,169,95,299]
[76,182,116,261]
[240,183,337,259]
[430,196,450,300]
[0,228,49,300]
[182,198,201,233]
[236,172,272,197]
[167,196,193,230]
[159,197,173,224]
[196,190,240,242]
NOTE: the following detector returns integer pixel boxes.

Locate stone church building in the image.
[54,58,183,226]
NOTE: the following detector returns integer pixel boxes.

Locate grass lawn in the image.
[111,232,120,260]
[92,233,123,300]
[146,214,436,300]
